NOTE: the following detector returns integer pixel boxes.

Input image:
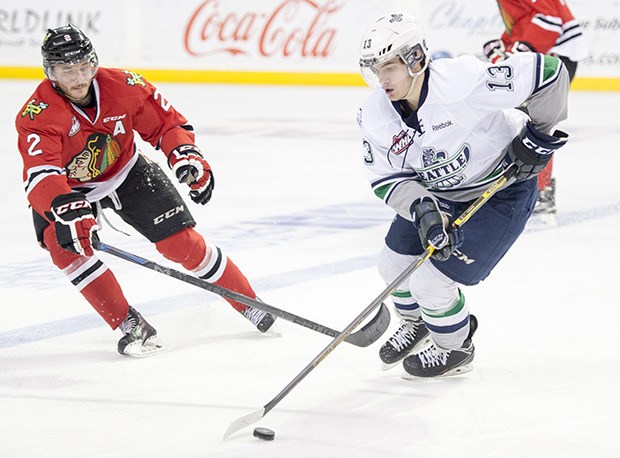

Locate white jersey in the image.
[358,52,566,219]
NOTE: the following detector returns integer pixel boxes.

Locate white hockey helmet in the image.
[359,13,429,88]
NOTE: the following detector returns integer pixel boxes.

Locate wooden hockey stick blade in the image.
[223,407,265,440]
[344,302,390,347]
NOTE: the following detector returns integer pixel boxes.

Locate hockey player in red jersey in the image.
[483,0,587,217]
[15,24,275,357]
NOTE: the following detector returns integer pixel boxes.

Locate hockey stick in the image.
[93,241,390,347]
[223,163,518,439]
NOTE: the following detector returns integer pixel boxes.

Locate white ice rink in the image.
[1,79,619,457]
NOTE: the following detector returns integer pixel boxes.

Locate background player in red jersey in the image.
[483,0,587,217]
[15,24,275,357]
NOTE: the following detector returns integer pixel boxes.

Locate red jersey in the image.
[15,68,195,218]
[497,0,587,60]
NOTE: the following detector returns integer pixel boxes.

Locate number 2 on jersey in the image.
[27,133,43,156]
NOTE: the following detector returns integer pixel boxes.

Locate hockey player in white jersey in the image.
[357,13,569,377]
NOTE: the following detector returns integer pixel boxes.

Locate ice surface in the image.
[1,80,619,457]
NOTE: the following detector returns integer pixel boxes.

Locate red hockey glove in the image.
[483,39,534,63]
[50,192,98,257]
[168,144,214,205]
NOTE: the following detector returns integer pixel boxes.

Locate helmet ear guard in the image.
[41,23,98,81]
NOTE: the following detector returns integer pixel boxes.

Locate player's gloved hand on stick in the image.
[168,144,214,205]
[483,39,534,63]
[503,121,569,181]
[412,197,464,262]
[50,192,98,257]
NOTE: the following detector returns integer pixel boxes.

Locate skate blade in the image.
[527,212,557,230]
[122,336,165,358]
[400,363,474,380]
[260,320,282,337]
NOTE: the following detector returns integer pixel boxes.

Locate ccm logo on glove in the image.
[53,200,92,215]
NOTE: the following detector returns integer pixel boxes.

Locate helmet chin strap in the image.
[402,59,428,107]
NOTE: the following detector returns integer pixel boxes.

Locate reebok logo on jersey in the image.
[432,120,453,131]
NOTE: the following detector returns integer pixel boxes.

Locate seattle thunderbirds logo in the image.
[417,144,470,189]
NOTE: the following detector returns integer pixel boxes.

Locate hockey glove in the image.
[50,192,98,257]
[168,144,214,205]
[412,197,464,262]
[483,39,534,63]
[503,121,569,181]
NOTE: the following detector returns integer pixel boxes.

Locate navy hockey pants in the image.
[385,178,538,286]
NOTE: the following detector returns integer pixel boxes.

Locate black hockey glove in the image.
[168,145,215,205]
[503,121,568,181]
[412,197,464,262]
[50,192,98,257]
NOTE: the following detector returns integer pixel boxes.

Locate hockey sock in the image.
[46,227,129,329]
[420,290,469,350]
[61,257,130,328]
[391,290,422,320]
[537,157,554,190]
[156,228,256,312]
[77,268,131,328]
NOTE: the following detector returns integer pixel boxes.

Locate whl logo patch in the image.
[388,130,413,156]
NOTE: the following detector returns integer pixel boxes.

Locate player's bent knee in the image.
[408,262,458,311]
[155,227,207,269]
[377,245,418,284]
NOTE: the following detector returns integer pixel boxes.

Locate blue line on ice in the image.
[1,200,618,348]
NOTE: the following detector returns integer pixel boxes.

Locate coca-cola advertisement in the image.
[0,0,618,78]
[152,0,390,72]
[184,0,343,60]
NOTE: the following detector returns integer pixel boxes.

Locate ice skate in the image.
[529,178,557,228]
[242,305,276,333]
[117,307,163,357]
[402,314,477,378]
[379,316,431,371]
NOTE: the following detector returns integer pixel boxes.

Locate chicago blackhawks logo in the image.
[123,70,146,87]
[65,133,121,182]
[417,144,470,189]
[21,98,49,120]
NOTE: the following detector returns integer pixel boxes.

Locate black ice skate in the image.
[379,316,431,371]
[242,305,276,333]
[117,307,163,357]
[402,314,478,378]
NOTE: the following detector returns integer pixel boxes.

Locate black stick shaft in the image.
[93,241,371,345]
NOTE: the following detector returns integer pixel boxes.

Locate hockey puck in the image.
[253,427,275,441]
